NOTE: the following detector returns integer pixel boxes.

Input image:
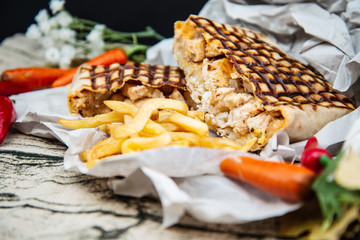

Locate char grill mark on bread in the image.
[68,62,189,117]
[188,15,353,108]
[85,61,186,91]
[174,15,355,151]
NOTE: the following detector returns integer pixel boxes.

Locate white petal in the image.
[60,44,76,58]
[58,28,76,42]
[39,21,51,34]
[35,9,49,24]
[53,11,73,27]
[49,0,65,15]
[45,47,60,63]
[25,24,42,39]
[86,29,103,42]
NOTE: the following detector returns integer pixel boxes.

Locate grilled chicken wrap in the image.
[68,61,191,117]
[173,15,355,151]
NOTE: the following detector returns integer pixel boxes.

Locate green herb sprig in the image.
[312,152,360,230]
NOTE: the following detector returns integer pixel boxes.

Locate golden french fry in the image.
[158,110,172,122]
[110,98,188,139]
[158,109,204,122]
[165,112,209,137]
[99,124,121,135]
[58,111,124,129]
[188,110,205,121]
[124,115,134,124]
[121,119,170,153]
[121,132,171,154]
[80,149,91,162]
[141,121,167,136]
[169,132,200,146]
[86,137,126,168]
[171,139,191,146]
[199,137,248,151]
[104,100,138,117]
[98,124,108,133]
[160,122,183,132]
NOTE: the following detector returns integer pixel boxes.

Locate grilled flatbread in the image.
[174,15,355,151]
[68,62,190,117]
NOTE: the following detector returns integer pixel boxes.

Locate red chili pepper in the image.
[300,136,332,173]
[0,81,32,96]
[0,95,16,145]
[304,136,319,152]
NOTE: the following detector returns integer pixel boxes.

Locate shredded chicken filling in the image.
[190,58,285,149]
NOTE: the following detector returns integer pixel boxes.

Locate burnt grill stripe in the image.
[189,15,355,109]
[77,62,187,92]
[105,66,111,90]
[90,65,97,90]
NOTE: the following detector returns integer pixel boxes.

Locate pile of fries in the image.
[59,98,253,168]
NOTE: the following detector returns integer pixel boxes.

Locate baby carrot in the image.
[51,48,127,88]
[220,156,316,203]
[86,48,128,66]
[1,67,74,90]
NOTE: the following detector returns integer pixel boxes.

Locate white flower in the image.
[86,25,105,58]
[39,21,51,34]
[48,28,60,39]
[41,30,60,48]
[49,0,65,14]
[58,28,76,43]
[59,44,76,68]
[48,17,59,28]
[25,24,42,39]
[35,9,49,24]
[94,24,105,31]
[86,25,104,43]
[45,47,60,64]
[41,37,54,48]
[52,11,72,27]
[60,44,76,57]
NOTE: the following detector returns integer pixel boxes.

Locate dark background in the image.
[0,0,208,43]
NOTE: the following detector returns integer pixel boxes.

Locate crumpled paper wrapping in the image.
[10,87,301,227]
[10,0,360,228]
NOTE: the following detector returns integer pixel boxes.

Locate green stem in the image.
[68,23,94,31]
[72,14,165,40]
[145,26,166,40]
[320,155,332,167]
[102,34,133,43]
[126,44,149,63]
[126,44,148,56]
[103,27,165,40]
[72,16,99,27]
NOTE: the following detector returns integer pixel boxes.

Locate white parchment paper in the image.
[10,0,360,227]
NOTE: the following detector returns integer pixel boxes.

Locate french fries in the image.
[58,111,124,129]
[58,98,250,168]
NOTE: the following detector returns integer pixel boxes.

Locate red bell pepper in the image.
[300,136,332,173]
[0,95,16,145]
